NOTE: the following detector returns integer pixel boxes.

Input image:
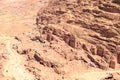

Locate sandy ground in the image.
[0,36,35,80]
[0,0,48,36]
[0,0,49,80]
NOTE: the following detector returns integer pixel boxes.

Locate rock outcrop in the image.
[12,0,120,79]
[35,0,120,70]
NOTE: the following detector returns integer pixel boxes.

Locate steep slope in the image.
[36,0,120,70]
[0,0,120,80]
[14,0,120,80]
[20,0,120,79]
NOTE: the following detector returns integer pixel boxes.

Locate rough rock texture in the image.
[34,0,120,70]
[2,0,119,80]
[14,0,120,79]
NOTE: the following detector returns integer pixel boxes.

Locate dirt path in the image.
[75,69,120,80]
[0,0,49,80]
[0,36,35,80]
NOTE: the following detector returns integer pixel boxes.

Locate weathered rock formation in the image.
[34,0,120,70]
[14,0,120,79]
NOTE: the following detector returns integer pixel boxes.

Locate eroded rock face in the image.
[109,60,116,69]
[64,34,76,48]
[98,3,120,13]
[35,0,120,70]
[117,54,120,64]
[112,0,120,4]
[12,0,120,80]
[87,54,109,70]
[36,25,78,48]
[97,45,104,57]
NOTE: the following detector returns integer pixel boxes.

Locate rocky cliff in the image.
[12,0,120,80]
[35,0,120,70]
